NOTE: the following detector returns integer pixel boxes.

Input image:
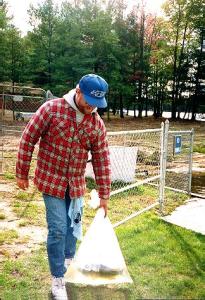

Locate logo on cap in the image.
[90,90,106,98]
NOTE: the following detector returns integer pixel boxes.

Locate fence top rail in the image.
[1,129,23,133]
[0,84,46,93]
[0,124,161,135]
[0,94,44,100]
[1,125,23,129]
[108,128,162,136]
[2,127,192,136]
[169,130,193,134]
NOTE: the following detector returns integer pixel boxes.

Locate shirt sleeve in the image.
[91,117,111,200]
[16,101,52,179]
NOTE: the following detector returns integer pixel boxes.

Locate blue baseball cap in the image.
[79,74,108,108]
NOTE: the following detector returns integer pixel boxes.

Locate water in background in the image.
[125,110,205,121]
[192,173,205,197]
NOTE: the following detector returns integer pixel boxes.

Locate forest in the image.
[0,0,204,119]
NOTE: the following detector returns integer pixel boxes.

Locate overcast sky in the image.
[6,0,164,36]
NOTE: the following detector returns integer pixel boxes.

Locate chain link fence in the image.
[85,128,163,226]
[86,129,162,193]
[0,84,55,123]
[0,84,54,174]
[0,118,195,225]
[0,125,39,176]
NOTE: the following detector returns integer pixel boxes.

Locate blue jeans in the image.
[43,188,77,278]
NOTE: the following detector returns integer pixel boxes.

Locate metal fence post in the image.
[188,128,194,194]
[159,122,165,209]
[159,119,169,214]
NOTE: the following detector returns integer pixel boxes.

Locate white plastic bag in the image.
[76,208,124,273]
[88,189,100,209]
[65,208,133,285]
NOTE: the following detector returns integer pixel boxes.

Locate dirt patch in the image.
[0,181,47,262]
[0,183,15,193]
[192,153,205,171]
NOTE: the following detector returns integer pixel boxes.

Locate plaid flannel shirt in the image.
[16,98,111,200]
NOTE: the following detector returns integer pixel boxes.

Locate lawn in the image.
[1,207,205,299]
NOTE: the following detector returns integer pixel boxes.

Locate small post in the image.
[159,119,169,214]
[159,121,164,209]
[188,128,194,194]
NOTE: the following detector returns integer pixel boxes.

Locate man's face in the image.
[75,88,96,114]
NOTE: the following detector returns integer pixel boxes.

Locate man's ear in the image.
[76,87,80,94]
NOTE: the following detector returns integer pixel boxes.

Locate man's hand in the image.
[16,178,29,190]
[99,199,108,217]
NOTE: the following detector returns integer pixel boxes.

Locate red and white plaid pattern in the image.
[16,98,111,200]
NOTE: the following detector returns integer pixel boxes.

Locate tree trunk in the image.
[175,20,188,120]
[133,104,137,118]
[191,30,203,121]
[137,10,145,119]
[48,9,53,86]
[145,83,148,117]
[119,92,124,118]
[126,106,129,116]
[138,80,143,118]
[172,4,182,119]
[153,66,158,118]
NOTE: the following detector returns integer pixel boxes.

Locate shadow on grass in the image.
[163,221,205,275]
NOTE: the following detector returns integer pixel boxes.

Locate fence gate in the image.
[161,120,194,208]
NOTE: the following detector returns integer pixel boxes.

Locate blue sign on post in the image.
[174,135,182,154]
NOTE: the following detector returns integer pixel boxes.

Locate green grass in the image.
[86,177,97,190]
[3,172,15,180]
[0,180,201,299]
[115,213,205,299]
[83,184,188,232]
[0,229,19,245]
[83,185,157,228]
[163,188,188,215]
[10,189,46,226]
[1,212,205,299]
[12,199,46,226]
[0,247,50,300]
[16,191,31,201]
[194,143,205,154]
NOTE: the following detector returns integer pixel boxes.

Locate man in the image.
[16,74,111,300]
